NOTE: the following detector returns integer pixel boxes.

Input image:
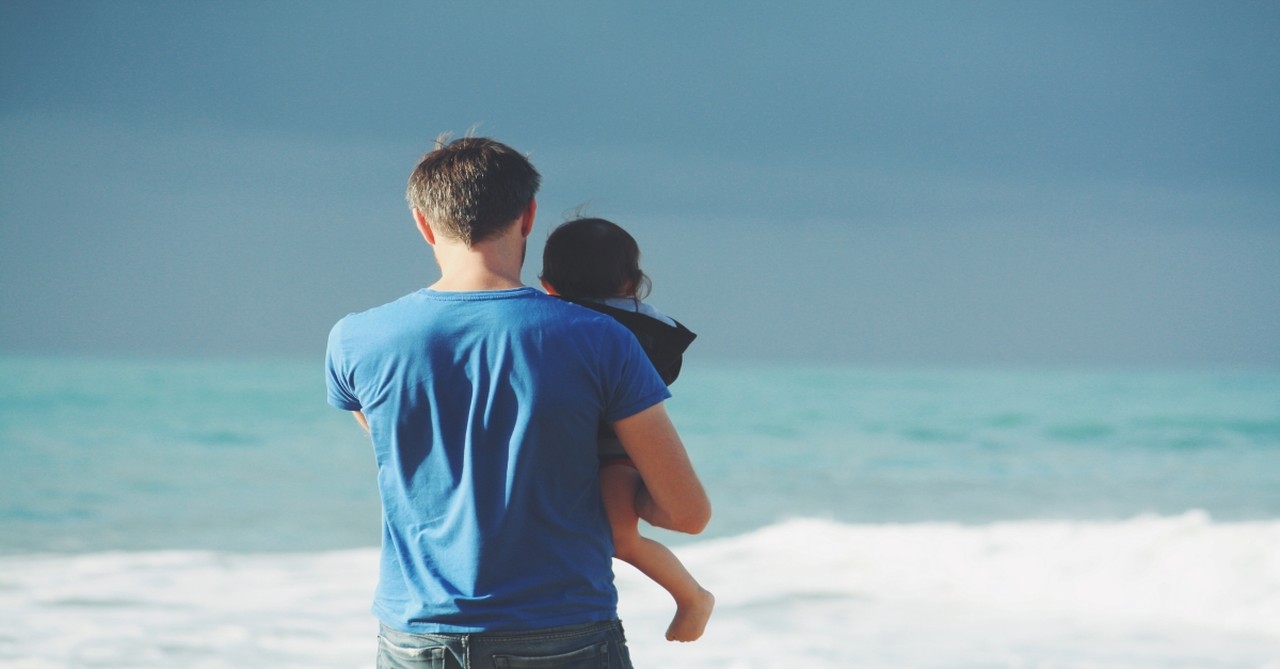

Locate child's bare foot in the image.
[665,587,715,642]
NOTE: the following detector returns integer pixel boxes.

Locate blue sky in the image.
[2,1,1277,366]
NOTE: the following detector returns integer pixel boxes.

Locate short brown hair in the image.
[405,136,541,246]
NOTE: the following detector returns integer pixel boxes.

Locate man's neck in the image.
[429,231,527,292]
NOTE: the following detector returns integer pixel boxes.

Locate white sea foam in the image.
[620,512,1280,668]
[2,513,1277,668]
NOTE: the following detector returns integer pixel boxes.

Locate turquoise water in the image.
[675,365,1280,534]
[0,357,379,553]
[2,357,1279,667]
[2,357,1277,553]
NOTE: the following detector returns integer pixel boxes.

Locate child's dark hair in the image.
[540,217,651,299]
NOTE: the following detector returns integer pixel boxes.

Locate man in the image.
[326,136,711,668]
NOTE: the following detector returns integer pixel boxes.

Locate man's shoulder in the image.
[332,290,423,329]
[333,288,599,333]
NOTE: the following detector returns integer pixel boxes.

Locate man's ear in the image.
[413,208,437,245]
[519,199,537,238]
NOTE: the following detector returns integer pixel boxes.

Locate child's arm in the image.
[612,402,711,534]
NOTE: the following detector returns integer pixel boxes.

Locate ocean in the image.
[1,356,1278,668]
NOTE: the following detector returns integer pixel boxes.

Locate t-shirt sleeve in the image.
[325,319,363,411]
[601,323,673,423]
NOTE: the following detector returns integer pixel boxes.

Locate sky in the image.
[2,1,1277,367]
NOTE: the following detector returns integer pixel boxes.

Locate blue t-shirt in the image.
[326,287,670,633]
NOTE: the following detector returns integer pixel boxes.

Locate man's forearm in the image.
[634,483,693,532]
[613,402,711,534]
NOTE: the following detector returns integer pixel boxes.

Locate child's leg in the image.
[600,463,715,642]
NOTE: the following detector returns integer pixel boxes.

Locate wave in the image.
[2,513,1277,668]
[641,511,1280,636]
[619,512,1280,668]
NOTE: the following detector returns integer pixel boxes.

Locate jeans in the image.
[376,620,635,669]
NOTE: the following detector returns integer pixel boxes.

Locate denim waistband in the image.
[379,619,621,643]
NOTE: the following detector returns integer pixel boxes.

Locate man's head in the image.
[406,136,541,247]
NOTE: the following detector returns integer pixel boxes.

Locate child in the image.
[540,217,715,642]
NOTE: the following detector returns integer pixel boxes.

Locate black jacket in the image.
[558,297,696,385]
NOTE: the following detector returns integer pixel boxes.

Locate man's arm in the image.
[352,411,369,433]
[612,402,711,534]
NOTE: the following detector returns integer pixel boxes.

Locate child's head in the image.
[540,217,650,299]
